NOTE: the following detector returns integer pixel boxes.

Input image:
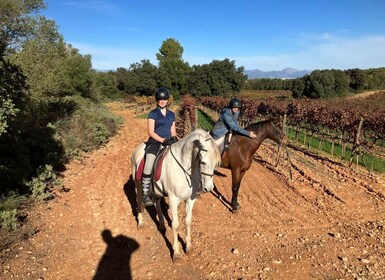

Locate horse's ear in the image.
[270,116,282,127]
[193,139,202,148]
[269,116,279,122]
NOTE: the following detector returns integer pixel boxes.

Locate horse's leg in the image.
[136,181,145,227]
[168,195,182,261]
[185,198,196,255]
[231,170,246,212]
[155,197,165,232]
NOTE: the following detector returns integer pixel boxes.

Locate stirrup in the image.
[143,194,154,207]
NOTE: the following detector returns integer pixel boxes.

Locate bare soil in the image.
[1,102,385,280]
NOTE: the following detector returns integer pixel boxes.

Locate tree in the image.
[91,70,121,100]
[115,60,159,96]
[366,68,385,90]
[128,60,159,96]
[156,38,191,98]
[186,59,247,97]
[0,0,46,54]
[0,54,28,136]
[291,78,306,98]
[346,68,368,91]
[55,45,93,99]
[330,69,350,96]
[10,17,67,99]
[303,70,335,98]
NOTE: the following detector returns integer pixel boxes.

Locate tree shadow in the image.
[93,229,139,280]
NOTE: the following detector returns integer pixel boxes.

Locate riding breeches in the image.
[214,135,225,155]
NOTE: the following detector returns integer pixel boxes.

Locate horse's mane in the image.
[245,117,281,132]
[245,119,272,132]
[188,129,221,166]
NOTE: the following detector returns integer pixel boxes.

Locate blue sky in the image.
[43,0,385,71]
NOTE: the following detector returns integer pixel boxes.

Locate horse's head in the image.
[246,119,286,145]
[193,129,221,193]
[270,121,287,146]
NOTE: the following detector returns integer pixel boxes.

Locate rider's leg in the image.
[214,136,225,154]
[142,153,156,207]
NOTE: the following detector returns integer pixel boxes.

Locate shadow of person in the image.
[93,229,139,280]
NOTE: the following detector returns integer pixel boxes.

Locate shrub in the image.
[25,165,62,200]
[0,193,26,230]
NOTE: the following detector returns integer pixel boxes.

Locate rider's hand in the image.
[163,138,173,146]
[250,131,257,138]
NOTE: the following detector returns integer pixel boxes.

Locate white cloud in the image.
[70,34,385,71]
[233,34,385,70]
[63,1,120,14]
[70,42,157,70]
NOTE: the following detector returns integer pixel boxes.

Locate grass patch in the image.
[136,113,149,119]
[197,109,215,131]
[287,127,385,173]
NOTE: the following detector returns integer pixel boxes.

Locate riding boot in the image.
[142,173,154,207]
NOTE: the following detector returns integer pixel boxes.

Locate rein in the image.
[169,143,215,188]
[271,122,282,145]
[170,145,193,178]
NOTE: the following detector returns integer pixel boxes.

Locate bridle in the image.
[271,122,283,145]
[169,140,215,188]
[197,146,215,178]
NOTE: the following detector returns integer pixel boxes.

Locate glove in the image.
[163,138,173,146]
[170,136,178,143]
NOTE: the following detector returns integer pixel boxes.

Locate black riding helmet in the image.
[155,87,170,101]
[229,97,242,108]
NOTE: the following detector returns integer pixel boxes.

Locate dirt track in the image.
[1,102,385,280]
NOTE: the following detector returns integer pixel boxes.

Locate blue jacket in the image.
[210,107,250,139]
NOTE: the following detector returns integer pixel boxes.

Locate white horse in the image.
[131,128,221,261]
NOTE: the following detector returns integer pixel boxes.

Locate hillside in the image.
[245,68,311,79]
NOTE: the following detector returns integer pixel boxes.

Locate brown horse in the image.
[220,119,287,212]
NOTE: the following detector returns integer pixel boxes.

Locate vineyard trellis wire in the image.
[133,93,385,173]
[198,94,385,173]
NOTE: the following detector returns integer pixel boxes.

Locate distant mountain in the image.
[244,67,312,79]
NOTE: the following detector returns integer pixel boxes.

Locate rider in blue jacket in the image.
[210,97,256,153]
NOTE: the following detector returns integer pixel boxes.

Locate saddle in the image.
[136,146,169,182]
[223,132,232,155]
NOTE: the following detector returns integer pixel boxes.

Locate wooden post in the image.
[282,114,287,135]
[355,118,364,168]
[356,118,364,145]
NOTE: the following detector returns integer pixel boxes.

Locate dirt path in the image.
[1,102,385,280]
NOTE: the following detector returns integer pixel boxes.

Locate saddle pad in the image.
[136,157,145,181]
[153,149,169,181]
[135,148,169,182]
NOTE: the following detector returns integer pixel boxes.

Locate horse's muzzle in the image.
[202,183,214,193]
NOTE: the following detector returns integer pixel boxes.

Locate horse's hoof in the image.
[232,205,241,213]
[137,220,149,228]
[172,253,183,263]
[185,246,193,256]
[137,223,146,229]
